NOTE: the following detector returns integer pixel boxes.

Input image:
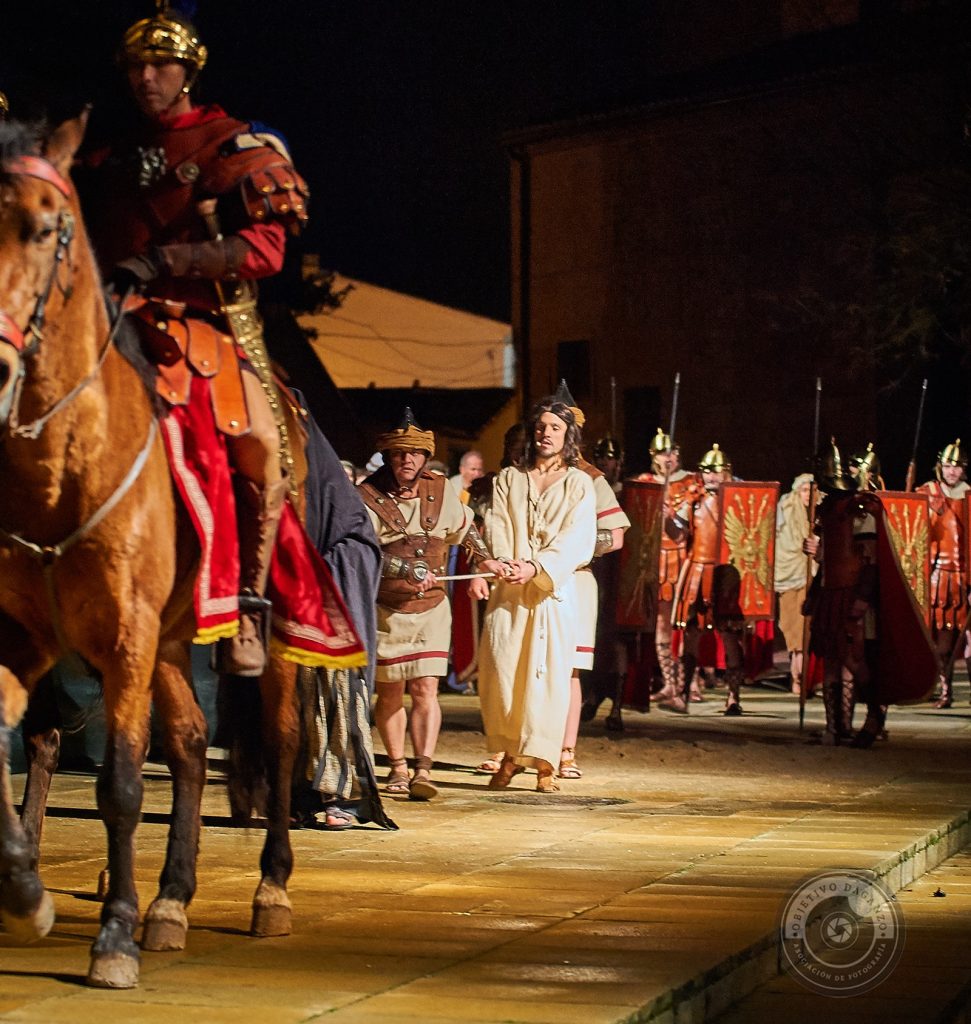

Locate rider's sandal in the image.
[409,756,438,801]
[558,748,582,779]
[385,757,411,796]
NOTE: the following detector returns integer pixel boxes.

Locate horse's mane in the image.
[0,120,43,162]
[111,300,166,417]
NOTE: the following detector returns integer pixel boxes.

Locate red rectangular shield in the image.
[716,481,779,621]
[616,479,664,629]
[877,490,932,626]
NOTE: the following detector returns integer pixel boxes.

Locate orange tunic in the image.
[917,480,968,630]
[673,488,721,629]
[633,470,703,603]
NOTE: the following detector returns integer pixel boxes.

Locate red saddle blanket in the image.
[160,375,366,669]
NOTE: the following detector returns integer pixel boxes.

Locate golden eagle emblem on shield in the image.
[879,492,930,620]
[717,482,779,620]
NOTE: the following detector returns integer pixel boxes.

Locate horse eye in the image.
[33,225,56,243]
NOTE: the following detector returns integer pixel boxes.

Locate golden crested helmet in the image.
[814,437,854,493]
[118,2,208,91]
[849,442,881,490]
[698,443,730,474]
[939,438,967,467]
[0,92,8,120]
[649,427,674,456]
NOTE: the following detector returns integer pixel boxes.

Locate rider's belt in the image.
[132,302,250,436]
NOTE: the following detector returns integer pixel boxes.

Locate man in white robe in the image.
[471,397,596,792]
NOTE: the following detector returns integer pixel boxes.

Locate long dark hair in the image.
[525,398,582,468]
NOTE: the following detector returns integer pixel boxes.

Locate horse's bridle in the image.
[0,154,158,660]
[0,155,80,435]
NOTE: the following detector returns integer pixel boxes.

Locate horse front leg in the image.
[251,658,298,937]
[86,655,154,989]
[0,665,55,943]
[141,642,208,952]
[19,671,61,868]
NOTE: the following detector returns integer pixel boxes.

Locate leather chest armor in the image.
[360,471,448,614]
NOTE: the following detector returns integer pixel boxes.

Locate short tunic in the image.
[365,481,473,683]
[574,474,631,669]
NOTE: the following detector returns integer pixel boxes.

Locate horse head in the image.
[0,112,87,430]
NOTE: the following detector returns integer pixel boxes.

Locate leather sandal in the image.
[385,758,410,795]
[488,755,525,789]
[475,754,504,774]
[536,764,560,793]
[322,806,358,831]
[409,756,438,801]
[558,748,582,779]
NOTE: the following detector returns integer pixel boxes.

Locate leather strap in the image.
[2,156,72,198]
[0,311,25,353]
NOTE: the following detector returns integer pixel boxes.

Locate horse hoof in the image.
[141,898,188,952]
[86,951,139,989]
[96,868,110,902]
[250,880,291,937]
[0,890,55,944]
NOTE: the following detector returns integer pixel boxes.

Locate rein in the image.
[0,418,159,657]
[0,154,158,659]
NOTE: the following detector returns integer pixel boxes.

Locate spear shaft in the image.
[904,378,928,492]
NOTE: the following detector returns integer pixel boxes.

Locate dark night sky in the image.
[6,1,657,322]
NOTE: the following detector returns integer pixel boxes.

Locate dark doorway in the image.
[623,386,662,476]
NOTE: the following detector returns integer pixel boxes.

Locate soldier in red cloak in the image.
[82,5,310,677]
[917,439,969,709]
[805,441,938,746]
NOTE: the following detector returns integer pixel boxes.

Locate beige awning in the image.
[297,274,514,390]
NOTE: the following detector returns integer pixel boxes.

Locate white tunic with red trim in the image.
[366,483,474,683]
[574,474,631,669]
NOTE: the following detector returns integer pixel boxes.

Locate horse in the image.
[0,113,303,988]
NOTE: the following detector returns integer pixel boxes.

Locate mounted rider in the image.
[83,4,310,676]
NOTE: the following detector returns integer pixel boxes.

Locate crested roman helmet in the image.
[938,438,968,469]
[647,427,677,472]
[594,434,622,461]
[698,443,730,474]
[849,442,882,491]
[118,1,209,94]
[814,437,855,493]
[649,427,674,457]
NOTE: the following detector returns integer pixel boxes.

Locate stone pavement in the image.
[3,683,971,1023]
